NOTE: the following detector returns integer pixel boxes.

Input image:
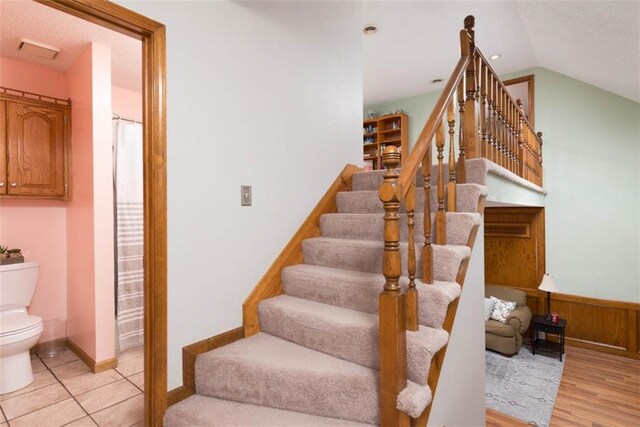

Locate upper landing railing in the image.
[376,15,544,426]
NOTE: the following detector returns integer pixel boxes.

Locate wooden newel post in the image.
[378,146,409,427]
[461,15,479,159]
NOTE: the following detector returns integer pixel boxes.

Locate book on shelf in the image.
[363,160,374,171]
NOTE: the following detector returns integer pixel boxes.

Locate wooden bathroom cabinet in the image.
[0,88,71,201]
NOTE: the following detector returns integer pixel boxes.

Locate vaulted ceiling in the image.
[363,1,640,105]
[2,1,637,105]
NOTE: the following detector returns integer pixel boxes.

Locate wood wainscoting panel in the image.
[484,207,545,290]
[549,294,640,359]
[552,298,628,350]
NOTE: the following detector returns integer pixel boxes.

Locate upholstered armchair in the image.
[485,284,532,355]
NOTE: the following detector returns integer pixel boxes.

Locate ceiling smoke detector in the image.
[490,54,502,60]
[17,38,61,60]
[363,25,378,35]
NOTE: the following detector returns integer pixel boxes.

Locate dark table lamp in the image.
[538,273,559,321]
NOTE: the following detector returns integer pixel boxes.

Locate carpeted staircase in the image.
[164,163,488,426]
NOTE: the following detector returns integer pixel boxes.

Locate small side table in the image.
[531,315,566,361]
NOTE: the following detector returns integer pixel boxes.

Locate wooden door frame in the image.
[34,1,167,425]
[504,74,535,128]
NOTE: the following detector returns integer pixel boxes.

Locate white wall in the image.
[118,0,362,389]
[428,224,486,427]
[508,68,640,302]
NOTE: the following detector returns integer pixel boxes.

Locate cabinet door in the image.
[7,101,66,198]
[0,101,6,195]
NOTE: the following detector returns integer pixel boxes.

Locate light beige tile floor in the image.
[0,346,144,427]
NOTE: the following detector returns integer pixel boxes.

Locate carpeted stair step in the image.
[350,162,487,192]
[194,332,430,425]
[258,295,448,385]
[164,395,376,426]
[336,183,487,214]
[320,211,481,246]
[302,237,470,282]
[351,169,425,191]
[282,264,461,329]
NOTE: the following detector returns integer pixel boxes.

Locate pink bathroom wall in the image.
[92,44,115,362]
[65,44,97,359]
[112,86,142,121]
[0,57,69,340]
[0,56,68,99]
[66,43,116,364]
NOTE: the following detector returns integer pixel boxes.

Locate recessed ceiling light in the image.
[363,25,378,35]
[490,54,502,60]
[18,38,60,60]
[431,78,443,83]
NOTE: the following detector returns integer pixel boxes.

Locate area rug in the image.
[486,346,565,427]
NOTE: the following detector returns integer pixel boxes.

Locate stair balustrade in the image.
[377,15,545,425]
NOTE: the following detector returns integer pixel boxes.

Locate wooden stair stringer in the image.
[242,164,363,337]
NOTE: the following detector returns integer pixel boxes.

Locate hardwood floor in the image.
[487,345,640,427]
[486,408,528,426]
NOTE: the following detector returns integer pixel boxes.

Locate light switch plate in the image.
[241,185,252,206]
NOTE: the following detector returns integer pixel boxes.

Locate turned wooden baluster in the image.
[507,96,514,172]
[486,71,495,163]
[461,16,479,159]
[499,87,506,169]
[447,101,457,213]
[405,179,418,332]
[422,146,434,285]
[512,101,518,172]
[506,97,512,172]
[457,76,467,183]
[479,61,488,159]
[378,145,409,427]
[536,132,544,186]
[517,98,525,178]
[435,118,446,245]
[491,75,499,163]
[510,98,515,170]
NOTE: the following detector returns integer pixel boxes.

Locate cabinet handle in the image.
[10,182,17,188]
[0,182,4,188]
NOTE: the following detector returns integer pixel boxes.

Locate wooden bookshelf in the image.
[362,113,408,170]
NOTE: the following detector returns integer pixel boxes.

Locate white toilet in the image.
[0,261,43,394]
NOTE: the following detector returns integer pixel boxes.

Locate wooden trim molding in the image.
[242,164,362,336]
[35,1,168,425]
[67,338,118,373]
[504,74,535,128]
[167,327,245,406]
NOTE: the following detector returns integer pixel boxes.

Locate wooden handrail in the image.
[474,49,538,138]
[395,55,470,200]
[474,48,543,185]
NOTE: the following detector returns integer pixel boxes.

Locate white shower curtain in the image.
[113,119,144,350]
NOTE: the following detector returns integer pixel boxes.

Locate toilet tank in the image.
[0,261,40,309]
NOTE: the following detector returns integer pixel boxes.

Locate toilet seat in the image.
[0,313,42,338]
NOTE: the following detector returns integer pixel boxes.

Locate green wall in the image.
[366,67,640,303]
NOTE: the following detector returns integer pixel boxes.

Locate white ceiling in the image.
[363,0,640,105]
[0,0,141,92]
[1,1,636,105]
